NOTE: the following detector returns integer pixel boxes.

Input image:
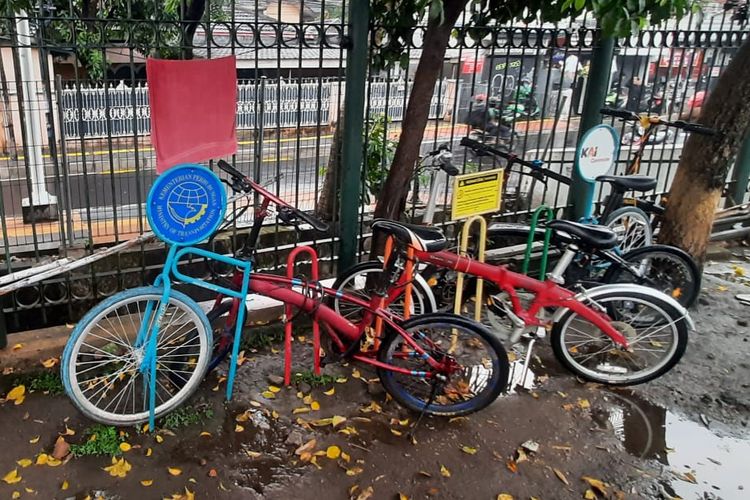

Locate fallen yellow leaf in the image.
[261,391,276,399]
[336,377,347,384]
[584,489,596,500]
[346,466,364,476]
[145,448,152,457]
[246,451,262,459]
[61,480,69,490]
[46,456,62,467]
[5,385,25,405]
[119,442,132,452]
[200,431,211,437]
[497,495,514,500]
[553,468,570,485]
[390,429,403,436]
[62,425,76,436]
[12,343,23,351]
[141,479,153,486]
[310,401,320,411]
[155,435,164,443]
[16,459,32,468]
[577,399,590,410]
[332,415,347,427]
[303,395,313,405]
[323,388,335,396]
[582,476,608,496]
[399,494,410,500]
[2,469,22,484]
[734,265,746,277]
[29,436,40,444]
[167,467,182,476]
[235,424,244,433]
[11,491,20,499]
[268,385,281,393]
[35,453,49,465]
[440,464,451,477]
[41,357,59,368]
[103,457,131,478]
[352,368,362,379]
[326,445,341,459]
[341,452,351,462]
[460,445,478,455]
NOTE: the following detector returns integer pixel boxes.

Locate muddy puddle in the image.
[594,390,750,499]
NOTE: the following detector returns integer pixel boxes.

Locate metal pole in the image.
[17,11,57,215]
[567,36,615,220]
[727,130,750,207]
[338,0,369,271]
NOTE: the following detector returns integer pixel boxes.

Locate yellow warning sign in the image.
[451,169,504,220]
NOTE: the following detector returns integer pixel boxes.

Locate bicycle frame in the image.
[408,248,629,347]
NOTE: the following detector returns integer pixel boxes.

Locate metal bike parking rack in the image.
[283,246,322,386]
[453,215,487,321]
[521,205,554,279]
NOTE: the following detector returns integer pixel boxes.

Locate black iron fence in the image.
[0,2,748,339]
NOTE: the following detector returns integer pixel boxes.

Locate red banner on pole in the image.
[147,56,238,173]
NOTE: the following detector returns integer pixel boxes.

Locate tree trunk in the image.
[316,112,343,220]
[181,0,207,60]
[659,37,750,264]
[370,0,466,256]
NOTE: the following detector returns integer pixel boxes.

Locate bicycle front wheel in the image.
[377,313,508,416]
[604,207,653,253]
[551,288,688,385]
[602,245,701,308]
[62,287,212,426]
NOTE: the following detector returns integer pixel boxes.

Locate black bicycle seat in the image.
[596,175,657,192]
[372,219,447,252]
[547,220,618,250]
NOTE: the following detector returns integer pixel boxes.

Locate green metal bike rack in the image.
[521,205,554,279]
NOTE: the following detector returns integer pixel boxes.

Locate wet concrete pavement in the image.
[1,257,749,499]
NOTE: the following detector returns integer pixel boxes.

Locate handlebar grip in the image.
[441,161,460,176]
[674,121,718,136]
[217,160,247,180]
[600,108,638,121]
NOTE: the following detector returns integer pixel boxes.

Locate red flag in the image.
[147,56,238,173]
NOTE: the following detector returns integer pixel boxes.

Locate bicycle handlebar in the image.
[599,108,718,136]
[216,160,329,232]
[460,137,570,185]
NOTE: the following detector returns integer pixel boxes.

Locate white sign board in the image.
[576,125,619,182]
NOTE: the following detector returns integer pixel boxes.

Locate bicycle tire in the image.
[62,286,212,426]
[330,261,437,320]
[377,313,508,416]
[602,244,701,308]
[550,287,688,385]
[604,206,654,253]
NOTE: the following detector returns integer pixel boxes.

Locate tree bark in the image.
[316,112,343,220]
[370,0,466,256]
[659,37,750,264]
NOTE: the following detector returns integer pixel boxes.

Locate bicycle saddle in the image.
[596,175,657,192]
[372,219,447,252]
[547,220,618,250]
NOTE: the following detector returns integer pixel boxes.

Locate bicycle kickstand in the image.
[407,376,444,441]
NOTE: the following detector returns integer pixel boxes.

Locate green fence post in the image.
[338,0,369,271]
[568,36,615,220]
[0,309,6,349]
[727,130,750,207]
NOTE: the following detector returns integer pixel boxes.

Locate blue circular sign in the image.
[147,164,226,246]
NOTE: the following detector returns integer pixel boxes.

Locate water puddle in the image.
[594,390,750,499]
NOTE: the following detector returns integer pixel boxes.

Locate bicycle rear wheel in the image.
[602,245,701,308]
[62,287,211,426]
[377,313,508,416]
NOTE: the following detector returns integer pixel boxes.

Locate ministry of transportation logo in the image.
[147,164,226,245]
